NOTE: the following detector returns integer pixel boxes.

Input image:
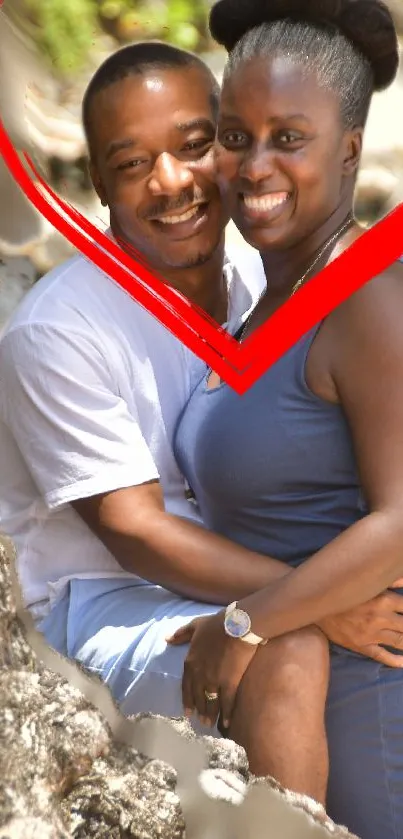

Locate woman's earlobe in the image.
[343,130,363,176]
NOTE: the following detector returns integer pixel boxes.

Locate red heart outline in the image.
[1,118,402,394]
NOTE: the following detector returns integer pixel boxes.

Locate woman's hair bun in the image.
[209,0,399,90]
[338,1,399,89]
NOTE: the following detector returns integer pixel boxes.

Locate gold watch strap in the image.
[225,602,268,646]
[241,631,268,646]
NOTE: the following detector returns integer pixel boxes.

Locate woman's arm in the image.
[236,264,403,639]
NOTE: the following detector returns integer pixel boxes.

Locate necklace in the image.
[239,212,355,344]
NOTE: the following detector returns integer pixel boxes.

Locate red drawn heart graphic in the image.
[0,119,402,394]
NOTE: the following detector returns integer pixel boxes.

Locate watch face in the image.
[225,607,251,639]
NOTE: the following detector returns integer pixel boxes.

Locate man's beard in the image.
[168,249,216,269]
[164,234,223,270]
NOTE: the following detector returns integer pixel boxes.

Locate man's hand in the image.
[319,580,403,666]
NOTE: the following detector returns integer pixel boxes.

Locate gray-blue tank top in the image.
[174,325,367,568]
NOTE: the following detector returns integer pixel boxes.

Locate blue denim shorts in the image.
[38,577,221,734]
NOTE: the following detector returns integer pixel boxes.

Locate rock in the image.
[0,256,38,330]
[0,531,360,838]
[199,768,248,805]
[62,749,184,839]
[201,734,249,782]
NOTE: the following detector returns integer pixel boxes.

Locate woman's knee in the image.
[273,626,329,666]
[256,626,330,700]
[231,626,330,753]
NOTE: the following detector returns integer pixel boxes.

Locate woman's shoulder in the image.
[325,255,403,337]
[309,255,403,400]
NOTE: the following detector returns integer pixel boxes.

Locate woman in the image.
[172,1,403,836]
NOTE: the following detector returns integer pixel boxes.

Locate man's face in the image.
[89,66,227,271]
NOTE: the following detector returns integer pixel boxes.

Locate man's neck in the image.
[115,229,227,322]
[162,240,227,322]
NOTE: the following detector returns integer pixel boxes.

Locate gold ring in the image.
[204,690,219,702]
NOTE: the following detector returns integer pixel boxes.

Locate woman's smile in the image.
[238,189,292,224]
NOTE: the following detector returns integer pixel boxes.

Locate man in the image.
[1,42,403,800]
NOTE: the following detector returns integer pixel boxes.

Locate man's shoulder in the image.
[0,249,185,380]
[0,251,148,345]
[2,254,100,334]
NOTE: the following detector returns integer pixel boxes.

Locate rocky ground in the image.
[0,531,359,838]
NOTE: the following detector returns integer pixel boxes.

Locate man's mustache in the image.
[143,187,208,221]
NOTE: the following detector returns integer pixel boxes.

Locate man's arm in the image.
[72,466,403,667]
[72,480,290,604]
[0,322,289,605]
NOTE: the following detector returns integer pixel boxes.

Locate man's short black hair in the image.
[82,41,220,156]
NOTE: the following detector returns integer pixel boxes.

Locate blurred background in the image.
[0,0,402,326]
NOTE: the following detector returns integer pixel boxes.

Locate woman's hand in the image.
[167,612,257,729]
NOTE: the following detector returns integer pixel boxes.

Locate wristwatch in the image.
[224,602,268,646]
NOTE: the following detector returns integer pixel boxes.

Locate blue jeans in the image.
[39,578,403,839]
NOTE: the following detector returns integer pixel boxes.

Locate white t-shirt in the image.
[0,245,265,617]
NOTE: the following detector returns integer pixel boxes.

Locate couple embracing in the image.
[1,1,403,837]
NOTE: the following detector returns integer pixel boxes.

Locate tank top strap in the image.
[287,321,325,400]
[235,318,325,400]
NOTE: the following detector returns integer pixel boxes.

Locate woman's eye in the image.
[219,131,248,149]
[276,132,302,146]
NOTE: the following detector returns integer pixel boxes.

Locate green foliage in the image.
[25,0,98,74]
[99,0,210,50]
[24,0,213,77]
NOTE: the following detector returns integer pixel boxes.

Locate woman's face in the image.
[216,56,361,252]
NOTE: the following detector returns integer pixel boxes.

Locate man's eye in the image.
[117,159,144,171]
[182,138,213,154]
